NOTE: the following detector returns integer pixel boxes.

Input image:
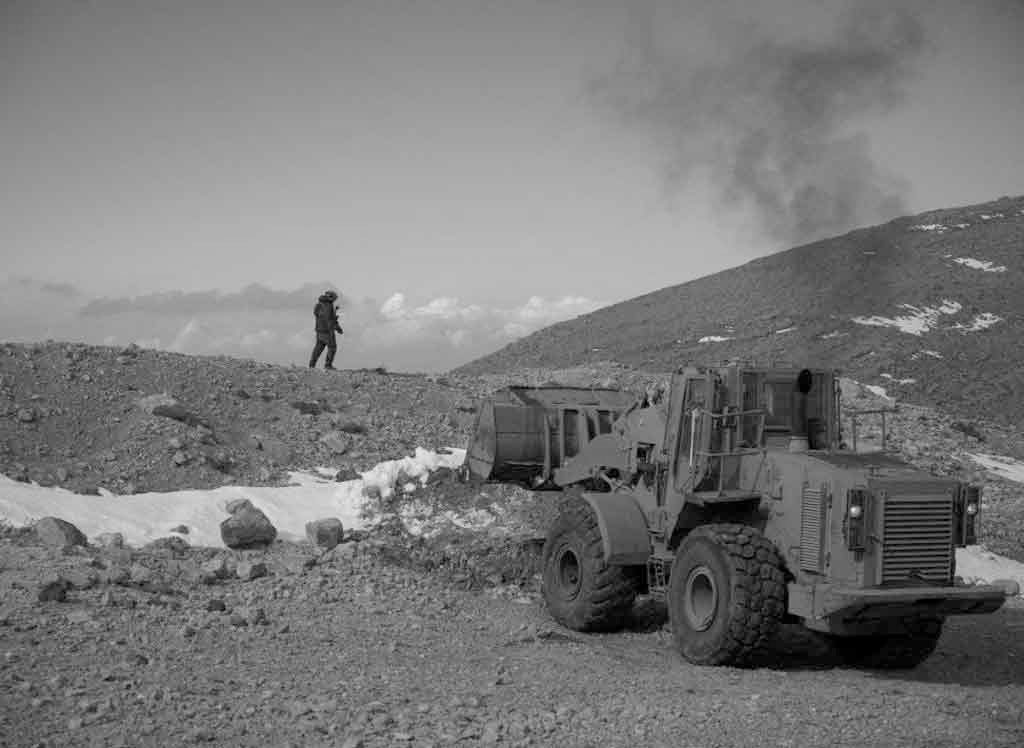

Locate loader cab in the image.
[743,367,841,452]
[663,365,841,498]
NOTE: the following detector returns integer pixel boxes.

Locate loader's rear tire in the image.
[541,494,640,632]
[668,523,787,666]
[831,616,944,670]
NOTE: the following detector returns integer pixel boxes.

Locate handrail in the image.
[695,448,766,458]
[702,407,768,419]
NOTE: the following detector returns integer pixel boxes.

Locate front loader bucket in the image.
[465,386,635,485]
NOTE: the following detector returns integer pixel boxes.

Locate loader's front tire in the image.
[541,494,640,632]
[668,523,787,666]
[831,616,944,670]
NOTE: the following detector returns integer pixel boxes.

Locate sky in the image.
[2,0,1023,371]
[1,443,1022,594]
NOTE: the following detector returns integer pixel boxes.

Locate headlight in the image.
[966,502,978,516]
[845,488,870,551]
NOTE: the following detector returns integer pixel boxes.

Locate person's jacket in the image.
[314,295,343,335]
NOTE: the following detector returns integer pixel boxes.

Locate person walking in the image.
[309,290,344,370]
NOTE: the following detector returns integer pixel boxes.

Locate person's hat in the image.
[324,290,338,300]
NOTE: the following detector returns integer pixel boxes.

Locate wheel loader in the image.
[465,364,1019,668]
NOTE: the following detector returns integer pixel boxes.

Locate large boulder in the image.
[305,518,344,550]
[34,517,87,549]
[220,499,277,549]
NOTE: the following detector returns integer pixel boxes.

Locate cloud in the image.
[81,282,344,317]
[590,0,927,246]
[0,277,604,372]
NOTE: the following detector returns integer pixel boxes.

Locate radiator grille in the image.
[880,492,954,585]
[799,486,825,572]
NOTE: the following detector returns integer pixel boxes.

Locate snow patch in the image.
[952,257,1007,273]
[967,453,1024,484]
[909,223,949,233]
[880,373,916,385]
[922,349,943,359]
[821,330,847,339]
[698,335,733,343]
[774,327,796,334]
[953,223,971,229]
[864,384,891,400]
[0,447,467,548]
[851,300,962,336]
[956,547,1024,594]
[950,313,1003,333]
[979,213,1004,220]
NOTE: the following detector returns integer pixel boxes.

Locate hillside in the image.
[456,195,1024,428]
[0,342,478,496]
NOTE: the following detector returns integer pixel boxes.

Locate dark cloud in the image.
[590,0,928,246]
[6,276,83,296]
[81,282,347,317]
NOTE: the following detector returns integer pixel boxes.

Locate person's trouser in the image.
[309,333,337,368]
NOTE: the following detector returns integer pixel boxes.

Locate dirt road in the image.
[2,538,1022,748]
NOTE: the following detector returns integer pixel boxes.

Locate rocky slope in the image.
[0,341,477,496]
[456,195,1024,430]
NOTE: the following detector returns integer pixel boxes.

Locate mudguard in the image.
[581,491,651,566]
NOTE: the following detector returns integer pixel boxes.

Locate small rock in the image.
[426,466,457,486]
[362,484,382,501]
[205,450,232,472]
[206,598,227,612]
[146,536,190,556]
[34,517,87,549]
[168,437,184,450]
[64,568,99,590]
[16,408,36,423]
[334,466,361,482]
[243,607,268,625]
[38,579,69,602]
[101,565,131,586]
[95,532,125,549]
[229,613,248,627]
[236,561,268,581]
[170,525,189,535]
[201,558,231,581]
[256,466,272,482]
[318,430,351,455]
[305,518,345,550]
[188,727,216,742]
[256,436,292,465]
[55,467,70,483]
[481,721,501,744]
[129,564,153,585]
[172,451,188,466]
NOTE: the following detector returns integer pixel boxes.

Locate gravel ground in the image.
[2,535,1022,748]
